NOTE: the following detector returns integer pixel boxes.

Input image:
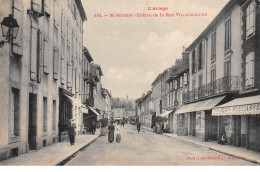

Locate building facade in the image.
[0,0,86,160]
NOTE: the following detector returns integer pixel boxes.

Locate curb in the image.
[141,127,260,165]
[56,135,99,166]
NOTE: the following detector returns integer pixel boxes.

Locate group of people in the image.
[108,121,121,143]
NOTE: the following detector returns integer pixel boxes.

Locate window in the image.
[198,75,203,87]
[60,38,65,83]
[211,31,216,61]
[180,76,183,88]
[43,97,47,132]
[184,73,188,85]
[210,65,216,83]
[245,52,255,87]
[37,29,43,83]
[246,2,256,37]
[53,100,56,131]
[53,48,59,80]
[224,17,231,52]
[192,80,196,90]
[30,20,38,81]
[192,50,196,74]
[198,43,203,70]
[224,56,231,77]
[10,88,20,136]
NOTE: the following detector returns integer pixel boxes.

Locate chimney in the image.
[182,46,189,62]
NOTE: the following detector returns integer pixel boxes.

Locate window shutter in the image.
[67,22,71,44]
[79,75,81,95]
[43,36,49,74]
[12,0,23,57]
[180,76,183,88]
[67,61,72,88]
[30,21,38,81]
[37,30,43,83]
[32,0,43,14]
[44,0,50,17]
[72,62,75,94]
[184,73,188,85]
[245,55,249,87]
[60,55,65,84]
[54,1,60,28]
[53,48,59,80]
[202,40,205,68]
[61,12,66,38]
[76,70,79,93]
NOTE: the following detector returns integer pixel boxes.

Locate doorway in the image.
[28,93,37,150]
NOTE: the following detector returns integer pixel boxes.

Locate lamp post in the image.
[0,14,19,48]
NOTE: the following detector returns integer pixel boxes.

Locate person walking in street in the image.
[137,121,141,133]
[68,119,76,146]
[108,121,115,143]
[116,128,121,143]
[122,121,124,127]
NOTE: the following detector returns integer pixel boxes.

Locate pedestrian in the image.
[116,128,121,143]
[219,123,227,145]
[137,121,141,133]
[68,119,76,146]
[122,121,124,127]
[162,122,165,133]
[108,121,115,143]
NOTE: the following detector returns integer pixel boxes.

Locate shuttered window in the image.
[54,0,60,28]
[192,50,196,74]
[72,61,75,94]
[67,61,72,88]
[224,17,231,52]
[76,70,79,93]
[245,52,254,87]
[53,48,59,80]
[211,31,216,61]
[79,74,81,95]
[60,38,65,84]
[12,0,23,57]
[61,12,66,39]
[30,20,38,81]
[37,30,43,83]
[43,36,49,74]
[184,73,188,85]
[224,56,231,77]
[246,2,255,38]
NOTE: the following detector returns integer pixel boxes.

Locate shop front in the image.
[83,105,101,134]
[58,89,73,142]
[175,96,226,139]
[212,95,260,151]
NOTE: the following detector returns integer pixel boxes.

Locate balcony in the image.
[183,76,240,103]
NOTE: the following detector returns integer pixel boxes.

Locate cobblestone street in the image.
[65,124,256,166]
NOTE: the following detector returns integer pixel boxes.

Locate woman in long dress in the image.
[108,121,115,143]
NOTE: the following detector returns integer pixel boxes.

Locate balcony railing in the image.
[183,76,240,103]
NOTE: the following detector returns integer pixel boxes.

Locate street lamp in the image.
[0,14,19,48]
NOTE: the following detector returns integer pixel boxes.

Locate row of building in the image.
[0,0,112,161]
[136,0,260,152]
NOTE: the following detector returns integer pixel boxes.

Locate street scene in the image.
[66,124,255,166]
[0,0,260,167]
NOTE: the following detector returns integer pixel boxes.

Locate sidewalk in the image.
[0,133,99,166]
[141,126,260,165]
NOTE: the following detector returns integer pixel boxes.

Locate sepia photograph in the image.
[0,0,260,167]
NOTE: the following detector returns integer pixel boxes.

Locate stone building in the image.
[0,0,86,161]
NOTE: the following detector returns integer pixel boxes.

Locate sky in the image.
[81,0,230,99]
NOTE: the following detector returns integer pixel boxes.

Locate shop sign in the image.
[212,103,260,116]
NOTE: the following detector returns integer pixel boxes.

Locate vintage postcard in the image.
[0,0,260,167]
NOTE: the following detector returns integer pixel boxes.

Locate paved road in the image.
[66,124,256,166]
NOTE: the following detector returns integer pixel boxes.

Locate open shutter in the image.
[76,70,79,93]
[53,48,59,80]
[202,40,205,68]
[72,30,75,59]
[37,30,43,83]
[43,36,49,74]
[32,0,43,14]
[12,0,23,58]
[72,62,75,94]
[79,75,81,95]
[54,0,60,28]
[61,12,66,39]
[67,61,72,88]
[44,0,50,17]
[60,55,65,84]
[30,21,38,81]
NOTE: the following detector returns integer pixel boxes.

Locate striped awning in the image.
[159,110,173,117]
[212,95,260,116]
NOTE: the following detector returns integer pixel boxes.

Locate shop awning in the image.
[175,96,225,114]
[64,94,77,103]
[212,95,260,116]
[175,102,200,114]
[159,110,173,117]
[87,105,101,117]
[81,106,89,114]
